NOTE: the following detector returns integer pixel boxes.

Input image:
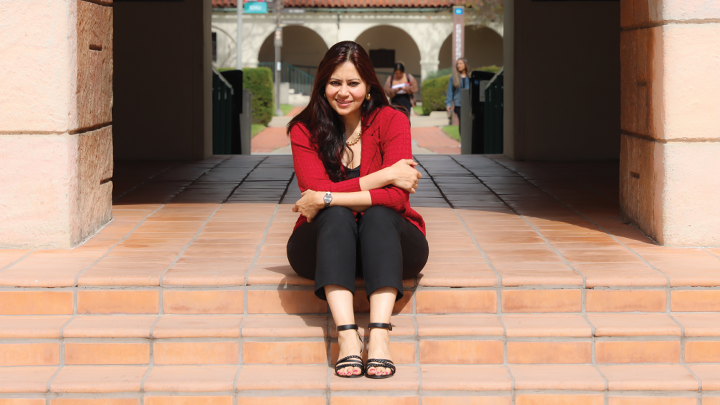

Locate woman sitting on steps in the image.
[286,41,429,379]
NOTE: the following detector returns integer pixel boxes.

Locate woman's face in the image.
[456,59,466,73]
[325,62,368,117]
[393,69,404,79]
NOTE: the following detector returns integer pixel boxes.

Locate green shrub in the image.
[243,67,274,125]
[475,65,502,74]
[421,74,451,115]
[424,68,453,81]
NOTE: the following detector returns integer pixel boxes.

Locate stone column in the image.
[0,0,113,249]
[620,0,720,246]
[420,60,440,81]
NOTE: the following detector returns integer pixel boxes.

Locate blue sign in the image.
[454,7,464,14]
[245,2,267,14]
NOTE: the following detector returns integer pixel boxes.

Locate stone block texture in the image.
[619,134,658,240]
[620,0,720,246]
[75,0,113,131]
[0,0,113,248]
[79,126,114,244]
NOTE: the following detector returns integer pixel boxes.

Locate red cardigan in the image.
[289,106,426,236]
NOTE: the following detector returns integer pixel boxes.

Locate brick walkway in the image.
[251,106,306,154]
[1,155,720,402]
[251,126,289,153]
[411,126,461,154]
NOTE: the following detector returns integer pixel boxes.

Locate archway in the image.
[355,25,421,86]
[438,26,503,71]
[258,25,328,77]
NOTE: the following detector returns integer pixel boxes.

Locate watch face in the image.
[323,194,332,204]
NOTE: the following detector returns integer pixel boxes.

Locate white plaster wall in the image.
[438,25,504,71]
[258,25,329,70]
[0,135,80,248]
[656,141,720,247]
[0,0,77,132]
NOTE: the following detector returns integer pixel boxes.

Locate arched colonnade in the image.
[211,11,503,80]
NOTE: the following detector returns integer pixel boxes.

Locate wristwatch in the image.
[323,192,333,209]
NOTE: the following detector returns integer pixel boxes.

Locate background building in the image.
[211,0,503,82]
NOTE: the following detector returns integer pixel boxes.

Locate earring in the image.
[366,93,371,101]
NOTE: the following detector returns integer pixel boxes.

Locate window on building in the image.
[369,49,395,68]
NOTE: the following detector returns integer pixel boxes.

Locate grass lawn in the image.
[279,104,294,116]
[413,105,426,116]
[251,124,266,138]
[442,125,460,142]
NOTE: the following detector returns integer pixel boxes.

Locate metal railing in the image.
[483,68,504,154]
[258,62,315,95]
[212,67,234,155]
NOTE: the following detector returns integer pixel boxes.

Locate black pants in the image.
[287,206,429,301]
[454,106,462,129]
[391,94,412,119]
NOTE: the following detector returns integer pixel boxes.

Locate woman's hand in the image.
[292,189,324,222]
[387,159,422,194]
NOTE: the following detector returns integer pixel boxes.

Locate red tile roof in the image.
[213,0,454,8]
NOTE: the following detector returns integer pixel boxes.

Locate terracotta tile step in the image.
[1,396,718,405]
[1,364,719,400]
[3,338,719,366]
[7,258,720,291]
[6,287,720,316]
[3,313,719,340]
[3,314,720,366]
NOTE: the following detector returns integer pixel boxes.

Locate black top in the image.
[345,165,361,180]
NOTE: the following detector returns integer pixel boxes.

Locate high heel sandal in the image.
[365,323,396,379]
[335,324,364,378]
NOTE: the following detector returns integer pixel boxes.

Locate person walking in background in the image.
[383,63,418,119]
[446,58,470,128]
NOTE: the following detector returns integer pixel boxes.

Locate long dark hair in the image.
[288,41,389,182]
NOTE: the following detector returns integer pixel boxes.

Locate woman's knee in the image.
[362,206,399,221]
[315,206,356,226]
[360,206,400,230]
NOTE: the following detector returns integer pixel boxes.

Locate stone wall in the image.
[620,0,720,246]
[0,0,113,248]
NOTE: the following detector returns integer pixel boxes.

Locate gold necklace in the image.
[346,129,362,146]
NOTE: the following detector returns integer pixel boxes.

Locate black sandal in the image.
[365,323,396,379]
[335,324,364,378]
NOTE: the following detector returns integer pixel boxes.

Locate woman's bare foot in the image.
[366,328,393,376]
[336,329,363,377]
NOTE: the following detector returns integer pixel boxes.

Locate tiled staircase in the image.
[1,155,719,404]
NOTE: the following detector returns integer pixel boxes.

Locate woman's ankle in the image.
[338,329,362,350]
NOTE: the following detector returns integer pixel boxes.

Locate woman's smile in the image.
[335,99,355,108]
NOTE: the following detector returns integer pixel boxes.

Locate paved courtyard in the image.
[1,155,720,402]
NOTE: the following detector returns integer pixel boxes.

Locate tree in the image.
[463,0,503,25]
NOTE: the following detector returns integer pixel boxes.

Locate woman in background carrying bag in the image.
[383,62,418,119]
